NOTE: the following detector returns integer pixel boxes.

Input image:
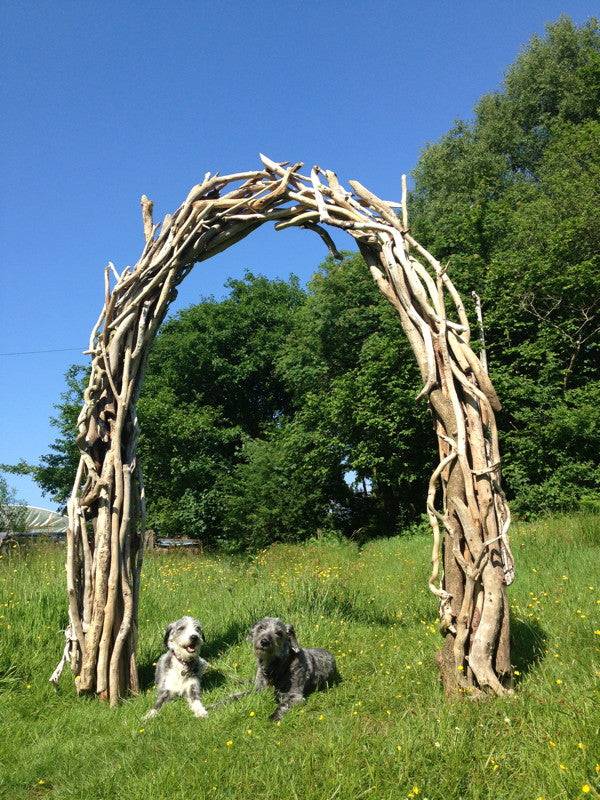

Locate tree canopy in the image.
[410,15,600,515]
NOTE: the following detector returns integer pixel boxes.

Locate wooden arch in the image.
[54,155,515,704]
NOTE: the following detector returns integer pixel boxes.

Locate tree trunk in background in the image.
[54,156,514,703]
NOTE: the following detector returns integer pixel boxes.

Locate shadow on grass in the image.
[203,619,250,660]
[510,616,548,682]
[201,668,227,690]
[138,661,157,692]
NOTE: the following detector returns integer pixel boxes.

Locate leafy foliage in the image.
[219,415,350,551]
[411,16,600,515]
[277,254,433,538]
[137,274,305,544]
[0,475,27,534]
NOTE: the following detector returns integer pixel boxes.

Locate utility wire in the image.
[0,347,84,357]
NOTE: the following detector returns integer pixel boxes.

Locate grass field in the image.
[0,514,598,800]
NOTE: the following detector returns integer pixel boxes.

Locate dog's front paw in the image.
[269,709,283,722]
[191,702,208,719]
[143,708,158,721]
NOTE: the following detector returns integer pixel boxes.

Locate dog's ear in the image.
[163,623,173,648]
[286,623,300,654]
[247,622,258,643]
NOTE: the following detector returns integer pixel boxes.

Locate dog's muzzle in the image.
[184,635,201,654]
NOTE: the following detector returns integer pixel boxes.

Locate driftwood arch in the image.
[54,155,515,704]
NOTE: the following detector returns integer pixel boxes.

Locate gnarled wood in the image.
[53,157,514,703]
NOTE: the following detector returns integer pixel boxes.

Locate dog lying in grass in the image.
[249,616,339,721]
[144,616,209,720]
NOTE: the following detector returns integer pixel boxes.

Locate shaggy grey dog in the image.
[249,617,339,721]
[144,616,209,720]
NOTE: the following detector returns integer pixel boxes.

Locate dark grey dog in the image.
[144,616,209,720]
[249,617,339,721]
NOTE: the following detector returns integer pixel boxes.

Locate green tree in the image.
[278,254,434,537]
[219,412,350,550]
[28,261,435,547]
[16,274,307,545]
[137,273,306,542]
[411,16,600,515]
[0,475,27,534]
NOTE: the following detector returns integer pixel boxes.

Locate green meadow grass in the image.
[0,514,598,800]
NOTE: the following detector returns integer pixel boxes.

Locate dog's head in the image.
[163,616,204,662]
[248,617,300,661]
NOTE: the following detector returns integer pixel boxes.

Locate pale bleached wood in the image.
[55,155,514,702]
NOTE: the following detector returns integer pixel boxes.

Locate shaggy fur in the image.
[249,617,339,721]
[144,616,209,720]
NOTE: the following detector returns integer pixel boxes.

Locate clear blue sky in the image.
[1,0,597,508]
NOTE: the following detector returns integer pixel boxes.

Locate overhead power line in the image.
[0,347,83,357]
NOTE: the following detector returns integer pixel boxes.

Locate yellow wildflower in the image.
[582,786,591,794]
[226,740,233,748]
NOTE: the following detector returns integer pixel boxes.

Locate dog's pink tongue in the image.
[186,645,195,653]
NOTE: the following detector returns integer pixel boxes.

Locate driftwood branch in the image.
[140,195,154,244]
[472,291,488,374]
